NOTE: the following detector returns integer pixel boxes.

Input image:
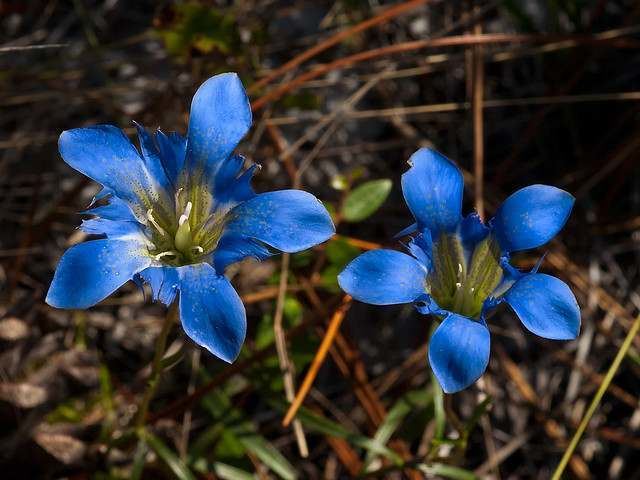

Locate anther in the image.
[146,209,167,237]
[455,282,462,288]
[191,246,204,255]
[174,187,183,203]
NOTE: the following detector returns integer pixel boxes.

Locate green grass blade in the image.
[363,388,434,470]
[139,429,197,480]
[432,372,446,441]
[417,463,480,480]
[551,314,640,480]
[213,462,255,480]
[291,404,403,463]
[239,435,298,480]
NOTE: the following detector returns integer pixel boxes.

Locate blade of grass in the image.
[363,389,434,471]
[551,314,640,480]
[417,463,480,480]
[287,403,403,463]
[432,370,446,441]
[213,462,255,480]
[130,439,148,480]
[139,429,197,480]
[239,435,298,480]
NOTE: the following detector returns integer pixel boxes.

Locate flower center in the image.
[145,189,226,266]
[426,233,503,318]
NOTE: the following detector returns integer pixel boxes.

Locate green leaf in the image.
[342,179,392,222]
[139,429,197,480]
[364,389,433,470]
[417,463,480,480]
[213,462,255,480]
[320,264,343,293]
[156,3,238,56]
[283,296,303,326]
[239,435,297,480]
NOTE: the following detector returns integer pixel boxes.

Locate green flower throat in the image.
[426,233,504,319]
[144,187,227,267]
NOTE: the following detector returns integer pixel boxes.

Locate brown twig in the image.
[282,295,352,427]
[248,0,433,93]
[251,33,634,111]
[471,9,485,219]
[273,254,309,457]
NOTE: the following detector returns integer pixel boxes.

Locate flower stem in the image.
[135,301,178,430]
[551,313,640,480]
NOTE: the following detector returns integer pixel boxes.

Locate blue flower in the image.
[338,148,579,393]
[46,73,335,363]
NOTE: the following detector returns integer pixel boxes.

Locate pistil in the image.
[174,201,194,255]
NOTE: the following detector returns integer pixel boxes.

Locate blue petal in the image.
[213,233,273,272]
[406,231,432,271]
[428,314,490,393]
[213,156,257,208]
[504,273,580,340]
[156,129,186,186]
[401,148,464,235]
[138,266,179,305]
[459,212,489,252]
[394,222,418,239]
[134,122,172,193]
[80,218,146,239]
[338,249,426,305]
[82,194,138,222]
[46,239,151,309]
[415,293,446,316]
[223,190,335,253]
[59,125,167,220]
[491,185,574,252]
[176,263,246,363]
[90,187,112,204]
[185,73,252,181]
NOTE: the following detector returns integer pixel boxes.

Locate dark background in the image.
[1,1,640,478]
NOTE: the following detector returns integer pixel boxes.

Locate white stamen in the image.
[470,287,475,293]
[191,245,204,255]
[154,250,179,260]
[179,201,193,226]
[458,263,463,274]
[455,282,462,288]
[146,209,167,237]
